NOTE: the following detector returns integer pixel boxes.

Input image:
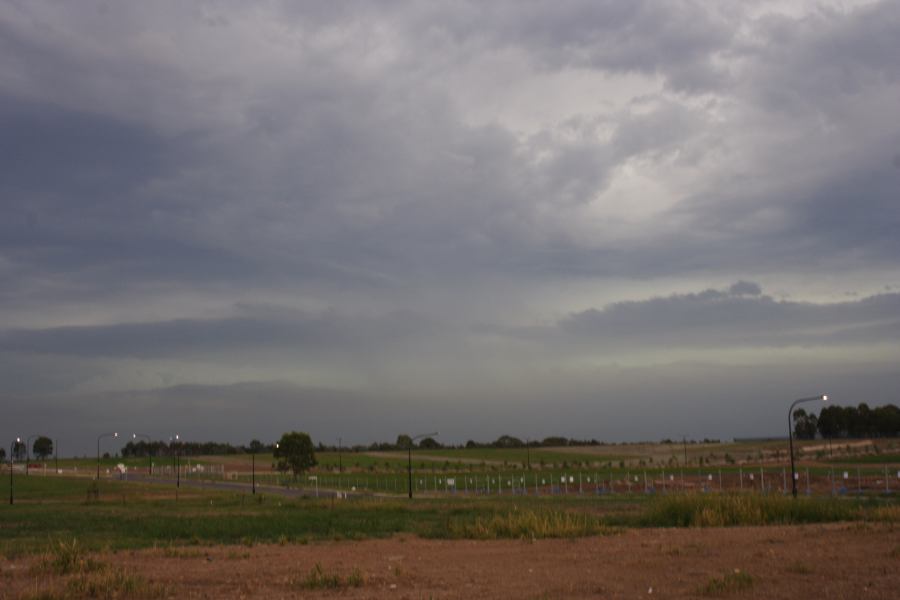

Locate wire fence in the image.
[8,462,898,498]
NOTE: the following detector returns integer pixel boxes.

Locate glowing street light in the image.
[407,432,438,499]
[788,394,828,498]
[96,432,118,480]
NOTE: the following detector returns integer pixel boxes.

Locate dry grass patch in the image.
[699,569,754,596]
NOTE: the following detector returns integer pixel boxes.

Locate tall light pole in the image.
[9,437,20,505]
[251,442,256,495]
[133,434,152,476]
[526,438,531,470]
[338,437,342,474]
[407,432,438,499]
[96,432,118,480]
[788,394,828,498]
[170,435,180,488]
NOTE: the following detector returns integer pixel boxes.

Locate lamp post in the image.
[96,432,118,480]
[9,437,20,505]
[338,437,342,474]
[251,446,256,495]
[407,432,438,499]
[170,435,180,488]
[133,434,152,476]
[788,394,828,498]
[526,438,531,470]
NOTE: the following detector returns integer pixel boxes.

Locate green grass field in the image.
[1,475,898,558]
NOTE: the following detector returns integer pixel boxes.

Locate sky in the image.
[1,1,899,456]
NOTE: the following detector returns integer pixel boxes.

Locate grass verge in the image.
[639,493,899,527]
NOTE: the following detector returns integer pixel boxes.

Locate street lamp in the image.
[133,434,152,476]
[338,437,342,474]
[251,443,256,495]
[96,432,118,480]
[788,394,828,498]
[170,435,180,488]
[9,437,20,505]
[407,432,438,499]
[525,438,531,470]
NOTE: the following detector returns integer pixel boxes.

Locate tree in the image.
[248,439,264,453]
[817,405,842,439]
[395,434,413,449]
[273,431,316,477]
[792,409,817,440]
[418,437,441,449]
[12,440,25,461]
[492,435,524,448]
[33,436,53,460]
[0,447,5,461]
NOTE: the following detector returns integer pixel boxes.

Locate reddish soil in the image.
[4,523,898,599]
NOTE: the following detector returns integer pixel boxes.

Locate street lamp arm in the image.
[410,432,439,445]
[407,432,438,499]
[96,432,119,480]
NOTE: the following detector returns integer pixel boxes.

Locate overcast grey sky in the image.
[2,1,898,455]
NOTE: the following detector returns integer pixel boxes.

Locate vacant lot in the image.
[2,473,898,598]
[3,522,898,599]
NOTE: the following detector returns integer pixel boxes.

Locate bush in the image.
[641,494,860,527]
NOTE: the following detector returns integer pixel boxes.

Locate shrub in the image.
[699,570,753,596]
[641,494,858,527]
[445,508,616,540]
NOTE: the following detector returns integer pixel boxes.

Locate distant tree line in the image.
[361,434,643,452]
[793,403,900,440]
[121,439,277,458]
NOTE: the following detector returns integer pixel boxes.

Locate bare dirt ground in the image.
[5,523,898,599]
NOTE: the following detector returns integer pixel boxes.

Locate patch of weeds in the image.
[227,551,251,560]
[240,536,255,547]
[443,508,616,540]
[33,539,106,576]
[161,547,203,559]
[785,561,811,574]
[347,567,366,588]
[643,494,858,527]
[292,563,367,590]
[297,563,342,589]
[65,567,169,599]
[699,570,753,596]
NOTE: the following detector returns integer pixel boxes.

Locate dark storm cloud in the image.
[1,1,898,293]
[403,1,734,89]
[0,307,439,359]
[2,285,897,361]
[1,1,900,448]
[548,284,900,350]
